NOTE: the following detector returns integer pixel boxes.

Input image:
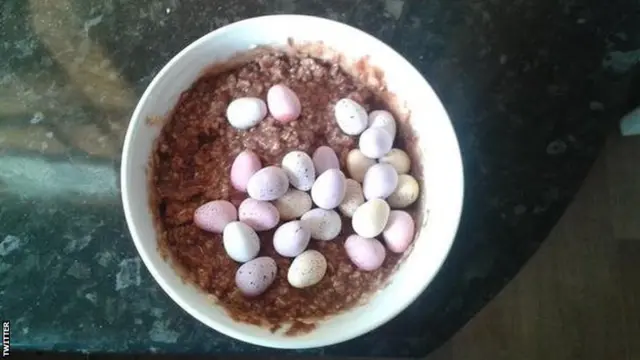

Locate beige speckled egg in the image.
[334,98,368,135]
[238,198,280,231]
[379,149,411,175]
[368,110,397,139]
[300,208,342,241]
[247,166,289,201]
[282,150,316,191]
[339,179,365,218]
[273,189,312,221]
[346,149,376,183]
[387,174,420,208]
[352,198,390,238]
[287,250,327,288]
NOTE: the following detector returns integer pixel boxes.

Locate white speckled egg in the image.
[300,208,342,241]
[344,235,386,271]
[226,97,267,130]
[281,151,315,191]
[312,146,340,175]
[230,150,262,192]
[193,200,237,233]
[267,84,301,123]
[359,127,393,159]
[273,220,311,257]
[352,198,390,238]
[346,149,376,183]
[287,250,327,288]
[247,166,289,201]
[235,257,277,297]
[368,110,397,139]
[387,174,420,208]
[339,179,365,218]
[334,98,368,135]
[223,221,260,262]
[383,210,416,253]
[238,198,280,231]
[379,148,411,175]
[311,169,346,209]
[363,163,399,200]
[273,189,312,221]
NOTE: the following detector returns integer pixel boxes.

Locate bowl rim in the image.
[121,14,464,349]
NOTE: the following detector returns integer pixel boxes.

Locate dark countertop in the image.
[1,0,639,357]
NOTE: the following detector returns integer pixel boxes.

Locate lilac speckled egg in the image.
[247,166,289,201]
[193,200,237,233]
[382,210,416,253]
[223,221,260,262]
[273,189,312,221]
[363,163,399,200]
[226,97,267,130]
[273,220,311,257]
[230,150,262,192]
[344,235,386,271]
[334,98,368,135]
[287,250,327,288]
[300,208,342,241]
[238,198,280,231]
[235,257,277,297]
[368,110,397,139]
[267,84,301,123]
[312,146,340,175]
[359,127,393,159]
[281,150,315,191]
[311,169,346,210]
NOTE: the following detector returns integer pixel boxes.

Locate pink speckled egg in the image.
[230,150,262,193]
[238,198,280,231]
[311,169,346,210]
[235,256,277,297]
[273,220,311,257]
[363,163,398,200]
[193,200,237,233]
[267,84,301,123]
[382,210,416,253]
[247,166,289,201]
[312,146,340,175]
[344,234,386,271]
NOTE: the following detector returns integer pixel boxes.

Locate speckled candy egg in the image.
[312,146,340,175]
[311,169,346,210]
[230,150,262,192]
[346,149,376,183]
[222,221,260,262]
[363,163,399,200]
[287,250,327,288]
[378,148,411,175]
[238,198,280,231]
[368,110,397,139]
[383,210,416,253]
[344,235,386,271]
[281,150,315,191]
[247,166,289,201]
[235,257,277,297]
[267,84,301,123]
[359,127,393,159]
[352,198,390,238]
[300,208,342,241]
[387,174,420,208]
[273,220,311,257]
[334,98,368,135]
[273,189,312,221]
[193,200,237,233]
[339,179,365,218]
[226,97,267,130]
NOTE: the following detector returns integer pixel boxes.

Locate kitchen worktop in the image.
[1,0,639,357]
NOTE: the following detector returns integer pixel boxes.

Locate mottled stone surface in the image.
[1,0,639,357]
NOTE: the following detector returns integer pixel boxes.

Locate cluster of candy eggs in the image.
[193,87,420,297]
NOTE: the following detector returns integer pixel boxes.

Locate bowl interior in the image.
[121,15,463,349]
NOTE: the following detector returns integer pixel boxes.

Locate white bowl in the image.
[121,14,463,349]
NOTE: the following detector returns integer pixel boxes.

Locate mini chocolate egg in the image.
[312,146,340,175]
[282,150,315,191]
[363,163,399,200]
[223,221,260,262]
[352,198,390,238]
[235,257,277,297]
[387,174,420,208]
[300,208,342,241]
[346,149,376,183]
[287,250,327,288]
[273,189,312,221]
[339,179,365,218]
[273,220,311,257]
[311,169,346,209]
[247,166,289,201]
[230,150,262,192]
[344,235,386,271]
[368,110,397,139]
[238,198,280,231]
[383,210,416,253]
[334,98,368,135]
[193,200,237,233]
[267,84,301,123]
[226,97,267,130]
[378,148,411,175]
[359,127,393,159]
